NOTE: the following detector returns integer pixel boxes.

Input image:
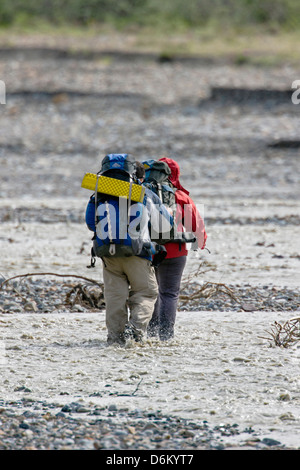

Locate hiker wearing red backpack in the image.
[147,157,207,341]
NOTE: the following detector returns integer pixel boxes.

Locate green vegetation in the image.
[0,0,300,31]
[0,1,299,65]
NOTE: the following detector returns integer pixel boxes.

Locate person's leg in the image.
[123,257,158,341]
[153,256,187,340]
[147,268,160,337]
[102,257,129,345]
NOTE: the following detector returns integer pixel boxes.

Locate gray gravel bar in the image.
[0,38,299,451]
[0,399,292,450]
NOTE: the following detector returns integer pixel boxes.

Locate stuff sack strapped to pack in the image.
[83,153,163,264]
[142,159,196,245]
[81,155,145,203]
[83,154,144,260]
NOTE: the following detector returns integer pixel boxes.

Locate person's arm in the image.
[177,191,207,249]
[85,195,96,232]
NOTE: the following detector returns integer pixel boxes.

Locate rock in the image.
[108,404,118,412]
[14,386,32,393]
[61,404,72,413]
[75,406,90,413]
[261,437,282,447]
[278,393,291,401]
[241,303,256,312]
[142,422,159,431]
[19,422,30,429]
[24,301,38,312]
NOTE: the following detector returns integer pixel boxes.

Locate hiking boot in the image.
[107,332,126,347]
[124,323,145,343]
[147,318,159,338]
[147,325,159,338]
[159,327,174,341]
[132,329,145,344]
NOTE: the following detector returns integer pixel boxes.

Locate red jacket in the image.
[159,158,207,259]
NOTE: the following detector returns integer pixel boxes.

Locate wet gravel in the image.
[0,399,290,450]
[0,276,299,314]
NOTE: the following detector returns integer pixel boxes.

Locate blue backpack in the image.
[86,154,154,262]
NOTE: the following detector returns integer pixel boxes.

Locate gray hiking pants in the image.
[148,256,187,340]
[102,256,158,344]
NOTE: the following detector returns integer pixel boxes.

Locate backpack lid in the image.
[142,159,171,184]
[99,154,136,176]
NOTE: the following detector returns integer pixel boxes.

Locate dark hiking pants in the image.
[148,256,187,340]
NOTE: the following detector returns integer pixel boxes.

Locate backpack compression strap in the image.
[105,200,116,255]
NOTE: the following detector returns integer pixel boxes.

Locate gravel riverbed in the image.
[0,37,299,451]
[0,399,289,450]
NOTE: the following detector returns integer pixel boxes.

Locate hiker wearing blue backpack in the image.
[84,154,173,346]
[145,157,207,341]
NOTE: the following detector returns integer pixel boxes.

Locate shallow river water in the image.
[0,309,299,448]
[0,192,299,449]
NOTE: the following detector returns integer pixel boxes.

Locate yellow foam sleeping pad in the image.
[81,173,146,203]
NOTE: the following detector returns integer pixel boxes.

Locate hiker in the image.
[85,154,172,346]
[147,157,207,341]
